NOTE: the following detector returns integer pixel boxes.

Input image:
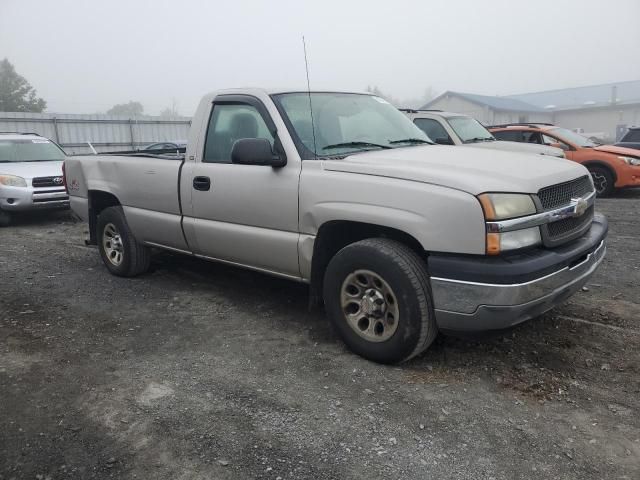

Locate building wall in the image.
[491,111,552,125]
[425,95,552,125]
[552,105,640,142]
[426,96,490,122]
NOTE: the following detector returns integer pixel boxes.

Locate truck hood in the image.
[593,144,640,157]
[464,140,564,158]
[322,145,587,195]
[0,161,64,180]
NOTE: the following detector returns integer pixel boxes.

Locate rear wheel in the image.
[97,206,150,277]
[0,209,10,227]
[588,166,614,197]
[323,238,437,364]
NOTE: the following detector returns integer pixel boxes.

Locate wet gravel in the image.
[1,190,639,479]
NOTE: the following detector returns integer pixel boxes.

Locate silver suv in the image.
[0,132,69,226]
[403,109,565,158]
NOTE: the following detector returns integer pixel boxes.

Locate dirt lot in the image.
[1,191,639,480]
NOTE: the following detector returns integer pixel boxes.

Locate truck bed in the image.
[64,154,189,251]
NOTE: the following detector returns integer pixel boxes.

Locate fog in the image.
[1,0,639,115]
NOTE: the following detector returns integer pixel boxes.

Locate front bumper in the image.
[429,214,607,332]
[0,185,69,212]
[615,167,640,188]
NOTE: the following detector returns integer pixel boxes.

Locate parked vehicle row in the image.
[402,109,565,158]
[64,88,607,364]
[488,123,640,197]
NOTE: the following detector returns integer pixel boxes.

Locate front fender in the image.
[300,169,486,256]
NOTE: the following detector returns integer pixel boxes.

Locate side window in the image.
[522,131,543,144]
[624,130,640,142]
[413,118,452,143]
[203,103,274,163]
[492,130,522,141]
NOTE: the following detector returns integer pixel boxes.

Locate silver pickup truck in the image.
[0,133,69,226]
[65,88,607,363]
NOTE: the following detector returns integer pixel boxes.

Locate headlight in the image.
[618,156,640,166]
[486,227,542,255]
[478,193,540,255]
[478,193,537,220]
[0,174,27,187]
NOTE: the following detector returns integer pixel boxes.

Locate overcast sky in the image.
[2,0,639,115]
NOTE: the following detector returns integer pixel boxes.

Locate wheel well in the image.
[582,161,617,183]
[87,190,121,245]
[309,220,426,307]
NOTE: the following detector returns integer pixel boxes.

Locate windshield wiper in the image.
[388,138,433,145]
[323,141,391,151]
[465,137,495,143]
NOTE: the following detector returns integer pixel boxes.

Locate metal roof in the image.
[423,80,640,113]
[507,80,640,111]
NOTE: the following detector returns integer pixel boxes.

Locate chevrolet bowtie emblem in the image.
[572,197,588,216]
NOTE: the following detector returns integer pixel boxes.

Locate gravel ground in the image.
[1,191,639,480]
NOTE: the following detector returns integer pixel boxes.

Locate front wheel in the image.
[323,238,437,364]
[588,166,614,197]
[97,206,150,277]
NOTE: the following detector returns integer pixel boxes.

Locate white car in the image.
[404,110,565,158]
[0,133,69,226]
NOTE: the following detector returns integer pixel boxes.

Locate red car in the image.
[489,123,640,196]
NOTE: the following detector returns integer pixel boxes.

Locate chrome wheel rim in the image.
[340,269,399,342]
[591,171,607,194]
[103,223,124,266]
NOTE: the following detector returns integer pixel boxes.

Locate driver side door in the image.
[183,95,302,279]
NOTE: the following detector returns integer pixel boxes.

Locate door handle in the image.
[193,176,211,191]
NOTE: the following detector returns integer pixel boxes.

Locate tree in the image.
[400,87,439,109]
[159,98,180,117]
[0,58,47,112]
[366,85,399,106]
[107,101,144,116]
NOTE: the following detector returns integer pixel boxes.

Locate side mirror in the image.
[434,137,454,145]
[231,138,286,167]
[550,142,570,151]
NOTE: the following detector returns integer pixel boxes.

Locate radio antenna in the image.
[302,36,318,159]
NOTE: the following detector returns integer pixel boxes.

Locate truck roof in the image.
[403,110,474,119]
[204,87,374,98]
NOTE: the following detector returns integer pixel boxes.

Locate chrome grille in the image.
[32,176,64,188]
[537,176,595,247]
[538,175,593,211]
[547,205,594,239]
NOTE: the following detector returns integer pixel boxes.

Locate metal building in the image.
[423,80,640,142]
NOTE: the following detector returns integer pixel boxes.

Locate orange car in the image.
[488,123,640,196]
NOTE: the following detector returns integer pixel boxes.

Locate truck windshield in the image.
[271,92,432,159]
[0,139,66,162]
[447,117,495,143]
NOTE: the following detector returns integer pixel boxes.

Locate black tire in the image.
[588,166,614,197]
[0,209,11,227]
[323,238,437,364]
[96,206,151,277]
